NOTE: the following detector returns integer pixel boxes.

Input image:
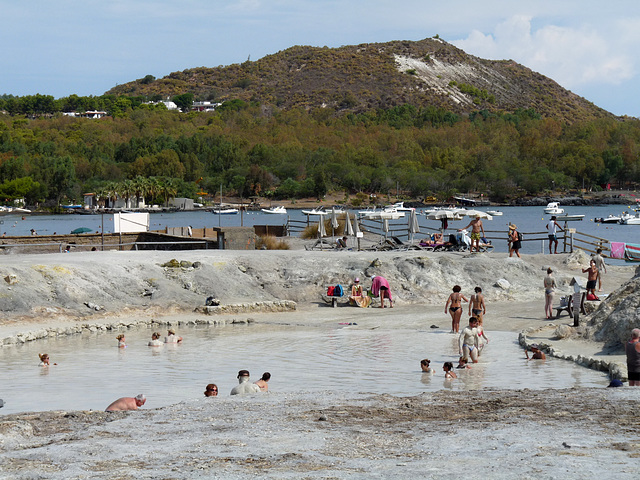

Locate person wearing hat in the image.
[349,277,371,308]
[164,328,183,344]
[525,344,546,360]
[508,224,521,258]
[230,370,261,395]
[370,275,393,308]
[105,394,146,412]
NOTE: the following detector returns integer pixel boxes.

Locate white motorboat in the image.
[261,206,287,214]
[544,202,564,215]
[594,214,621,224]
[212,208,238,215]
[384,202,413,212]
[302,207,327,216]
[620,211,640,225]
[486,210,503,216]
[0,206,31,215]
[554,214,584,221]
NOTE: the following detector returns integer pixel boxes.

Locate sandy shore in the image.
[1,247,639,478]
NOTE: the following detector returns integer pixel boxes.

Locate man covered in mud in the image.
[458,317,480,363]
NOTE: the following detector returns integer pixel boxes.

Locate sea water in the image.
[0,322,608,415]
[1,205,638,259]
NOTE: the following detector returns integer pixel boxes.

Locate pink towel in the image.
[610,242,625,259]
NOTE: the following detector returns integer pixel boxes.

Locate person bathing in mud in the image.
[445,285,468,333]
[105,394,146,412]
[525,344,546,360]
[443,362,457,379]
[420,359,435,374]
[39,353,56,366]
[116,334,126,348]
[457,357,471,369]
[458,317,480,363]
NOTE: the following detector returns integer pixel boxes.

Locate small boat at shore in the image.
[302,207,327,216]
[554,214,585,221]
[261,206,287,214]
[544,202,564,215]
[594,214,622,224]
[212,208,238,215]
[0,206,31,215]
[620,211,640,225]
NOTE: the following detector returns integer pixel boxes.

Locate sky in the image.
[2,1,639,117]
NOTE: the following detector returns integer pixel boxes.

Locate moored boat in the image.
[261,206,287,214]
[544,202,564,215]
[594,214,622,224]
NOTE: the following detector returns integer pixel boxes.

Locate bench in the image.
[554,292,587,318]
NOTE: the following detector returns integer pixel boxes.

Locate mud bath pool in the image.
[0,321,609,415]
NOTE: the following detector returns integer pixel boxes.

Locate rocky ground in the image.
[1,246,639,479]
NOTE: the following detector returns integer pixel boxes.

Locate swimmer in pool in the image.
[445,285,468,333]
[420,359,435,374]
[458,317,480,363]
[443,362,457,379]
[468,286,486,323]
[116,334,126,348]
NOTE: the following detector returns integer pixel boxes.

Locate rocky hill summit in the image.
[108,37,612,124]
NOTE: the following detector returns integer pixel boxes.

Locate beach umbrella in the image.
[408,208,420,243]
[425,210,461,233]
[317,217,326,238]
[461,209,493,220]
[330,207,339,240]
[71,227,92,234]
[343,212,354,236]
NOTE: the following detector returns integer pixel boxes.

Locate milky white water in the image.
[0,321,609,415]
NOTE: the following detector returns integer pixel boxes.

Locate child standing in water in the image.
[443,362,457,379]
[445,285,468,333]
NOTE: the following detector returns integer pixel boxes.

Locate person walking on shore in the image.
[547,216,564,254]
[626,329,640,386]
[544,268,556,319]
[508,225,521,258]
[593,248,607,292]
[445,285,468,333]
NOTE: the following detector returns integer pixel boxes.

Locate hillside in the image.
[108,37,612,123]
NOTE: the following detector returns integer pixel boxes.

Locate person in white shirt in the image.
[547,216,564,254]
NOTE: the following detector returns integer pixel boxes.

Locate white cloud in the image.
[453,15,634,89]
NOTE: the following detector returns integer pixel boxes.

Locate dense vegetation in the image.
[1,100,638,207]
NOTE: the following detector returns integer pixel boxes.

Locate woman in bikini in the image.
[445,285,468,333]
[468,286,486,323]
[543,267,556,319]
